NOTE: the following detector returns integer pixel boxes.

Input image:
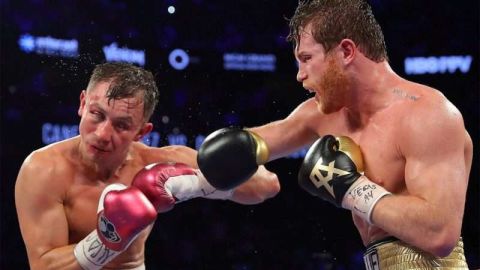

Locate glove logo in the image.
[309,157,350,197]
[98,215,121,243]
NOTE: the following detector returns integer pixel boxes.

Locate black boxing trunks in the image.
[363,237,468,269]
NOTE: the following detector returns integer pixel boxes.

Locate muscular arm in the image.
[237,99,321,202]
[229,165,280,204]
[15,152,82,270]
[152,145,280,204]
[371,101,471,257]
[250,98,319,161]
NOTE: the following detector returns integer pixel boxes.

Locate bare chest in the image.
[315,115,406,193]
[356,126,406,193]
[64,166,144,243]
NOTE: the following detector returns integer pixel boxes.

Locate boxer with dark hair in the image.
[15,62,280,270]
[198,0,472,268]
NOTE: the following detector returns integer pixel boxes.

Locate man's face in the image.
[77,81,151,163]
[295,24,351,114]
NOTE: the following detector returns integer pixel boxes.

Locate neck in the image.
[345,61,403,126]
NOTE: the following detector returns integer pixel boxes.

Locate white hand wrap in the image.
[74,230,121,270]
[341,176,391,224]
[164,169,234,201]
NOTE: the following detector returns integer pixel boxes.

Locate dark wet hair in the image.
[288,0,388,62]
[87,62,159,121]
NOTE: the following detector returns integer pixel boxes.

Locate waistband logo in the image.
[364,249,380,270]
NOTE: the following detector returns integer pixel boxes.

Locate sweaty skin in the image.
[251,24,472,257]
[15,81,279,270]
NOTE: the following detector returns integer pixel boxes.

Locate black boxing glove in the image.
[298,135,391,224]
[197,127,269,190]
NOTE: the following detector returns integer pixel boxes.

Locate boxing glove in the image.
[298,135,391,223]
[132,162,234,211]
[74,184,157,269]
[197,127,269,190]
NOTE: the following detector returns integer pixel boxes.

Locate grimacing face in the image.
[295,24,351,114]
[77,81,152,163]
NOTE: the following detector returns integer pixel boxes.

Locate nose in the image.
[296,68,307,83]
[95,121,113,144]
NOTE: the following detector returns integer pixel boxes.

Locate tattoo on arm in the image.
[392,88,419,101]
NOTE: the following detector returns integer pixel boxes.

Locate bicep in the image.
[15,159,69,265]
[403,110,468,218]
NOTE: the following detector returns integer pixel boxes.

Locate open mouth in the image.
[304,88,317,99]
[90,144,109,153]
[302,85,314,93]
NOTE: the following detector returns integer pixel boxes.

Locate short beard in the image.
[318,58,351,114]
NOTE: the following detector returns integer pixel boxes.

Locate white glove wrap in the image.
[164,170,234,201]
[341,176,391,224]
[74,230,121,270]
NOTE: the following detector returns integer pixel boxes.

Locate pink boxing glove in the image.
[97,184,157,251]
[132,162,234,213]
[74,184,157,269]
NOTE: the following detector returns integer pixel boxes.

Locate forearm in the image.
[230,171,280,205]
[161,165,279,205]
[30,245,82,270]
[230,188,277,205]
[371,194,462,256]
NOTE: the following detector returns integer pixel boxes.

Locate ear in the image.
[78,90,87,117]
[134,122,153,141]
[338,39,356,65]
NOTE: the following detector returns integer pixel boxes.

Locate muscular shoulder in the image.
[288,98,322,120]
[287,98,336,130]
[16,138,77,200]
[22,140,72,175]
[395,84,465,155]
[134,142,198,167]
[399,84,463,126]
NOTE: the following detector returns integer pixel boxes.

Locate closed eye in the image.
[115,123,130,131]
[114,119,133,131]
[90,110,104,120]
[300,55,311,63]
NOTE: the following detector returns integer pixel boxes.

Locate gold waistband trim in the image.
[364,238,468,270]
